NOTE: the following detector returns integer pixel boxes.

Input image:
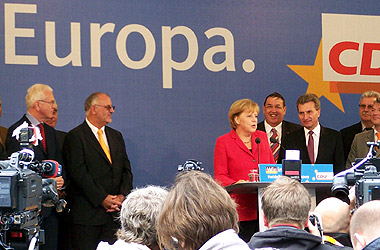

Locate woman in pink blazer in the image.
[214,98,275,242]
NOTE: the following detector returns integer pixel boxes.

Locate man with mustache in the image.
[340,91,380,163]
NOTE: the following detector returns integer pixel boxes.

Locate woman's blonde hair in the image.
[157,171,239,250]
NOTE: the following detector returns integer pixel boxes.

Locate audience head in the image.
[157,171,239,250]
[359,90,380,126]
[314,197,350,234]
[25,83,56,122]
[228,98,259,129]
[263,92,287,127]
[84,92,114,128]
[370,97,380,128]
[261,176,310,229]
[296,93,320,130]
[350,200,380,250]
[117,186,168,250]
[44,104,58,128]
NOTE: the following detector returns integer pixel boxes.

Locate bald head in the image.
[351,200,380,250]
[314,197,350,234]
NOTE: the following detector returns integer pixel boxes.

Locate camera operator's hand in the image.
[54,176,64,190]
[101,195,122,212]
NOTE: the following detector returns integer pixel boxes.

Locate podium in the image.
[225,182,332,231]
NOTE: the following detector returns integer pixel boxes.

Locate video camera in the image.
[332,141,380,208]
[0,127,67,250]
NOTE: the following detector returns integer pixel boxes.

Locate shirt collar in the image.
[86,118,105,135]
[25,111,41,126]
[304,123,321,137]
[264,120,282,133]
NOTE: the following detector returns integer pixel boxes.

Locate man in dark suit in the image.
[5,83,64,250]
[340,91,380,162]
[279,93,345,175]
[45,104,66,151]
[257,92,301,163]
[63,92,133,250]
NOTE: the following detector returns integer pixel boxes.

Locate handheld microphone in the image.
[42,160,62,178]
[28,160,62,178]
[255,137,261,164]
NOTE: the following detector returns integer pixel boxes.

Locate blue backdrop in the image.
[1,1,379,187]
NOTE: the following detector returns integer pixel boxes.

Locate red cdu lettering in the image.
[329,41,359,75]
[360,43,380,76]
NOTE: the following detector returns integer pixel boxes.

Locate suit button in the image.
[252,159,256,162]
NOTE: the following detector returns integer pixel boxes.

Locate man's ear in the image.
[354,233,367,250]
[263,214,269,227]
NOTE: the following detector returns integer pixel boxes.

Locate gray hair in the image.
[360,90,380,104]
[117,185,168,247]
[25,83,53,110]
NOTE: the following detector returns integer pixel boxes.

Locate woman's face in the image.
[235,109,258,134]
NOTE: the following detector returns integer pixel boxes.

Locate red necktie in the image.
[270,128,280,162]
[307,131,314,164]
[38,123,47,152]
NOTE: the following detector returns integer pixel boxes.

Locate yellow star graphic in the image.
[287,39,344,112]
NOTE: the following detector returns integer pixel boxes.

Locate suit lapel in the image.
[230,130,253,156]
[315,126,322,163]
[23,115,47,157]
[82,123,112,165]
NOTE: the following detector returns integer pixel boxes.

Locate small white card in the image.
[285,150,300,160]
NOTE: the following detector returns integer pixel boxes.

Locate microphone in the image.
[255,137,261,164]
[28,160,62,178]
[270,136,286,152]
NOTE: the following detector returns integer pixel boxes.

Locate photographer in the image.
[5,84,64,250]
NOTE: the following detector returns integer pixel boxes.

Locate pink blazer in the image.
[214,129,275,221]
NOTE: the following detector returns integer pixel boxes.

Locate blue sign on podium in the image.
[258,164,333,183]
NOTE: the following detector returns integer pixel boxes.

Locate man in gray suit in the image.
[346,97,380,168]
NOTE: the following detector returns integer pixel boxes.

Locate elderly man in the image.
[350,200,380,250]
[5,83,64,250]
[63,92,133,250]
[346,97,380,168]
[341,91,380,162]
[314,197,353,249]
[258,92,301,163]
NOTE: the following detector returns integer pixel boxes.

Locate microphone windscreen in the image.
[255,137,261,144]
[270,137,277,144]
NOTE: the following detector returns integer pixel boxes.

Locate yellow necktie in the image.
[98,129,112,163]
[377,132,380,141]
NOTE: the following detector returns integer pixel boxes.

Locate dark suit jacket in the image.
[257,120,302,163]
[279,126,345,174]
[55,130,67,152]
[63,121,133,226]
[340,121,363,163]
[5,114,63,164]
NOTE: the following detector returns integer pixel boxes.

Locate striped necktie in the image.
[270,128,280,162]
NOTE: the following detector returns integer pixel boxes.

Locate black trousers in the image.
[65,219,119,250]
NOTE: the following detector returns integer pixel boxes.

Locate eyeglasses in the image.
[265,105,284,110]
[38,100,56,106]
[359,104,374,109]
[94,104,115,111]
